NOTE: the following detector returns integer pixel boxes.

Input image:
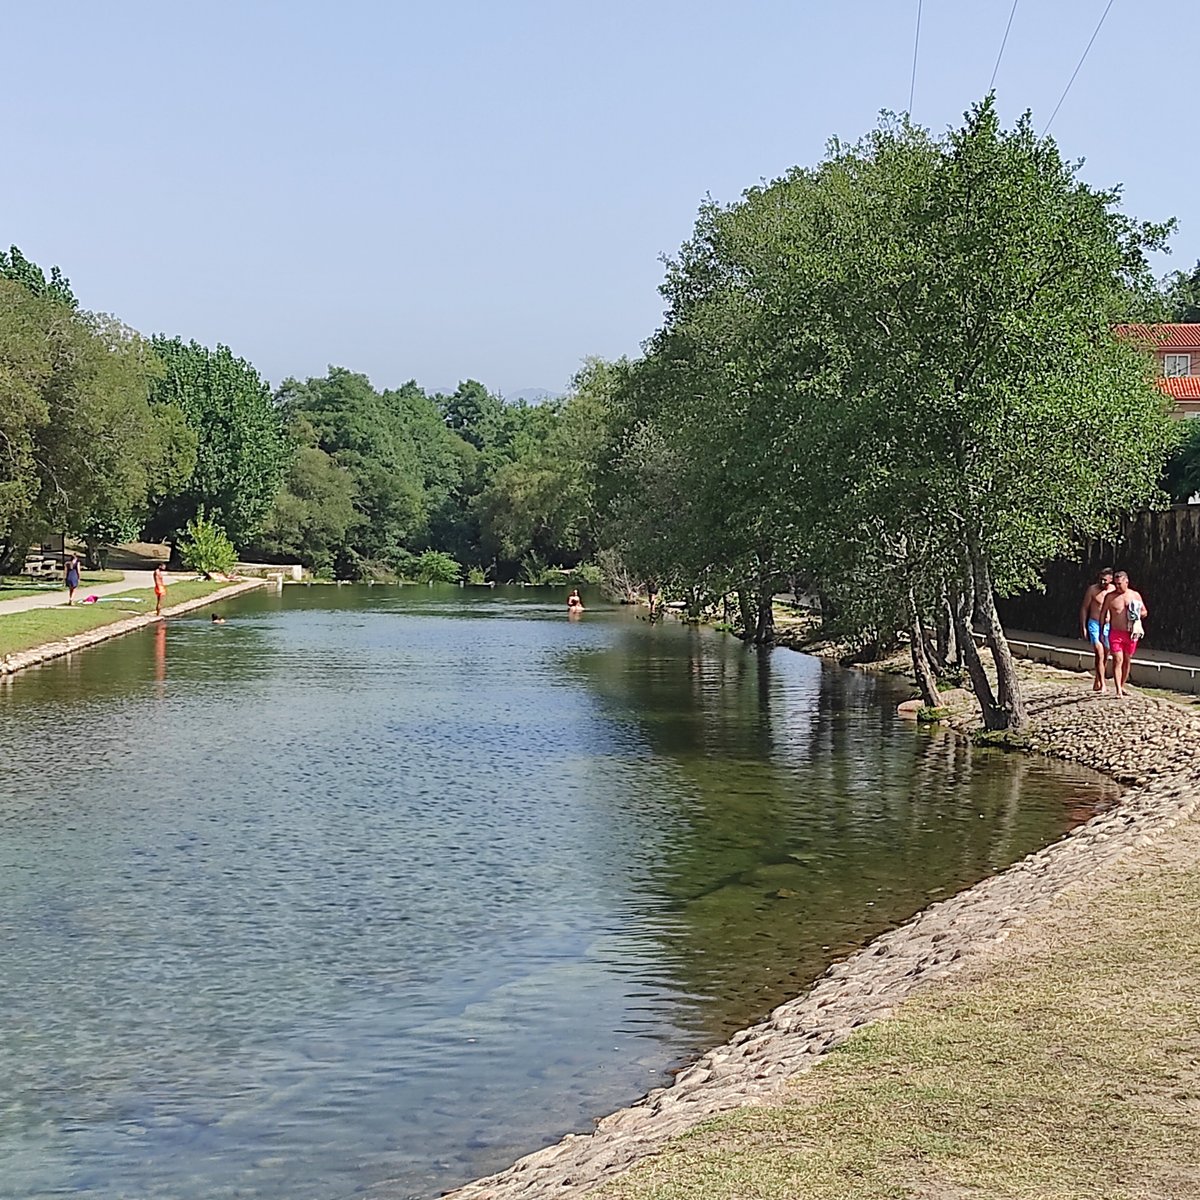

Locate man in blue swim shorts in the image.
[1079,566,1114,693]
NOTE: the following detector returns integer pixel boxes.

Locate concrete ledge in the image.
[981,630,1200,695]
[0,579,264,678]
[236,561,303,581]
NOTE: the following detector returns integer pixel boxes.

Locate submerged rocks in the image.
[439,670,1200,1200]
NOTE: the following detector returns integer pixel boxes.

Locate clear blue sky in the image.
[5,1,1196,396]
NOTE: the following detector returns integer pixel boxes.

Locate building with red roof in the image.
[1114,324,1200,417]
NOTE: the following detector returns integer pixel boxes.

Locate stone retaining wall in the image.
[0,579,264,677]
[435,676,1200,1200]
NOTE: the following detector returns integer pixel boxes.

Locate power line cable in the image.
[1043,0,1116,133]
[989,0,1020,91]
[908,0,923,115]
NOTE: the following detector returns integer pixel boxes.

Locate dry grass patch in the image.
[604,821,1200,1200]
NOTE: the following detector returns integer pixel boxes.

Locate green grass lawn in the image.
[603,821,1200,1200]
[0,580,228,658]
[0,569,125,601]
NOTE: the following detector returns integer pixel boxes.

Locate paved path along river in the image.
[0,570,157,615]
[0,586,1119,1199]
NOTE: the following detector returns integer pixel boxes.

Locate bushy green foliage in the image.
[179,514,238,577]
[1163,419,1200,503]
[1165,259,1200,322]
[247,420,359,574]
[412,549,461,584]
[569,562,603,585]
[916,705,950,724]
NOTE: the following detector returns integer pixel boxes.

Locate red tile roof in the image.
[1158,376,1200,399]
[1116,323,1200,349]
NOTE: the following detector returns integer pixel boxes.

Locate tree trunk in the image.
[753,580,775,645]
[941,592,960,668]
[908,590,943,707]
[973,564,1027,730]
[737,588,755,638]
[951,599,1007,730]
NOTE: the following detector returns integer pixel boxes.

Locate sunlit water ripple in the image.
[0,586,1118,1198]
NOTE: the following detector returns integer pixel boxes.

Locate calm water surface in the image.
[0,587,1118,1199]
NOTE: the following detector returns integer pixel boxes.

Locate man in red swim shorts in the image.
[1098,571,1148,699]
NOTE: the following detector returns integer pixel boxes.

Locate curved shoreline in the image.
[438,663,1200,1199]
[0,578,264,677]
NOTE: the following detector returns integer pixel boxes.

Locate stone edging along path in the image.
[0,578,264,677]
[441,671,1200,1199]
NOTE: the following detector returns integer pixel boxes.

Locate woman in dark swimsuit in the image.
[64,554,81,605]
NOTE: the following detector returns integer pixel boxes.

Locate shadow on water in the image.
[0,587,1119,1200]
[559,621,1118,1041]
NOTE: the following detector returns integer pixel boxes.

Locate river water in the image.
[0,586,1117,1199]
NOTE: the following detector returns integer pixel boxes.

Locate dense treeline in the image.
[2,98,1195,731]
[0,244,610,580]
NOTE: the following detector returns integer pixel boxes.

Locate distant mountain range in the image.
[507,387,562,404]
[423,384,562,404]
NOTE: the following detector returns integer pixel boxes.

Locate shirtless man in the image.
[1079,566,1114,693]
[153,564,168,617]
[1098,571,1148,699]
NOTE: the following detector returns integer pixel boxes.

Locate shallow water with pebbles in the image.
[443,666,1200,1200]
[0,589,1117,1199]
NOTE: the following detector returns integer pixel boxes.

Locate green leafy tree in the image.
[607,98,1177,727]
[1164,259,1200,322]
[0,245,78,308]
[1163,420,1200,503]
[179,513,238,577]
[277,367,460,575]
[144,337,289,549]
[0,280,184,569]
[438,379,503,450]
[803,101,1175,727]
[474,361,617,571]
[249,419,359,574]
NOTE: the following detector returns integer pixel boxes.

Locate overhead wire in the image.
[908,0,922,116]
[1043,0,1117,134]
[989,0,1020,92]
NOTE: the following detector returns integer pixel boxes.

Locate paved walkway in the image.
[0,571,158,617]
[1002,626,1200,694]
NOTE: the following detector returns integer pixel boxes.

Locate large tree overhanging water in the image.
[600,96,1179,730]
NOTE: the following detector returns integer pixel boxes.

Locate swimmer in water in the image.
[567,588,584,612]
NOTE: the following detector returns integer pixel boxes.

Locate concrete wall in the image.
[235,562,303,581]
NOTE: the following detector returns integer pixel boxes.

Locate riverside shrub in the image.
[180,515,238,578]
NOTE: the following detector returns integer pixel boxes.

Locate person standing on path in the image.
[63,554,81,606]
[153,564,168,617]
[1079,566,1115,693]
[1098,571,1148,699]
